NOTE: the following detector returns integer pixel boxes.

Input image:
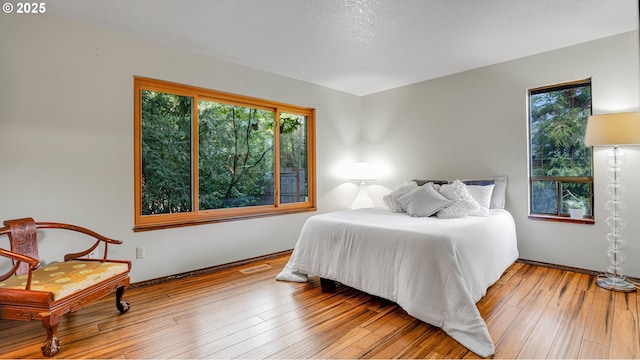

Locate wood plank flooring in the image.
[1,253,638,359]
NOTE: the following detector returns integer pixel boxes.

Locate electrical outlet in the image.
[136,246,145,259]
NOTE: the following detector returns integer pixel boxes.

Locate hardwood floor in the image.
[1,253,638,359]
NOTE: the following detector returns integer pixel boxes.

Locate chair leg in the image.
[115,285,130,313]
[40,314,61,357]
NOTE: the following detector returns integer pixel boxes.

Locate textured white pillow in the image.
[437,180,481,219]
[466,184,495,216]
[383,181,418,213]
[397,183,451,217]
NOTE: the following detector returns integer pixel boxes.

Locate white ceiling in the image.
[48,0,639,96]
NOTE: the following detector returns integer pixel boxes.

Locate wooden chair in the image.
[0,218,131,357]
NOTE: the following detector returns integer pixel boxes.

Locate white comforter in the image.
[276,207,518,357]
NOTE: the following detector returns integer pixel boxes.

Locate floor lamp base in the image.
[596,275,637,292]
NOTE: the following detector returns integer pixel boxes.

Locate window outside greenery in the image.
[134,78,315,230]
[279,113,309,204]
[197,100,276,210]
[141,91,193,215]
[528,80,593,219]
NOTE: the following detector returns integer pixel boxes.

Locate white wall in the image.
[2,14,639,282]
[0,14,362,282]
[362,31,640,277]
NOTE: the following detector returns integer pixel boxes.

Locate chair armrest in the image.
[0,248,39,286]
[35,222,123,262]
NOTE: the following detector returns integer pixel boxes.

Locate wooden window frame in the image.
[133,77,316,231]
[527,79,595,224]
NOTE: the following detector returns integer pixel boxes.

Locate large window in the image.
[134,77,315,230]
[528,79,594,222]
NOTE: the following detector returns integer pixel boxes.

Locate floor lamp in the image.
[584,112,640,292]
[349,162,376,209]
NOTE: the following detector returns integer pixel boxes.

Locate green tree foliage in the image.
[279,113,308,203]
[280,113,306,168]
[198,101,275,209]
[141,90,192,215]
[141,90,307,215]
[530,86,592,176]
[529,84,592,214]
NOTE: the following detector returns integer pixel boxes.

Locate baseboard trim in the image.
[130,249,293,289]
[132,252,636,289]
[517,258,640,284]
[517,258,600,276]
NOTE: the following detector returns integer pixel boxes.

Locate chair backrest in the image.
[3,217,40,276]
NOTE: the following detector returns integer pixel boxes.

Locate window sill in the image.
[528,214,595,225]
[134,207,317,232]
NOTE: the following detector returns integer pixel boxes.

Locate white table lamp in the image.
[349,162,376,209]
[584,111,640,292]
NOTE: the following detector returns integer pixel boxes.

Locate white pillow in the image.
[437,180,481,219]
[383,181,418,213]
[466,184,495,216]
[491,176,507,209]
[462,176,507,209]
[397,183,452,217]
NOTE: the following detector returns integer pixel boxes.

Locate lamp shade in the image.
[349,162,376,181]
[584,112,640,146]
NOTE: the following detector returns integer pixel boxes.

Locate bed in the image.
[276,179,518,357]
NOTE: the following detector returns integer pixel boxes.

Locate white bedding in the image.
[276,207,518,357]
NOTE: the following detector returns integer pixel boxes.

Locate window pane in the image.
[562,182,591,216]
[279,113,308,204]
[530,85,592,177]
[198,100,275,210]
[531,180,557,214]
[141,90,193,215]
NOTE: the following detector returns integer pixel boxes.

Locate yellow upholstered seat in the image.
[0,260,129,301]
